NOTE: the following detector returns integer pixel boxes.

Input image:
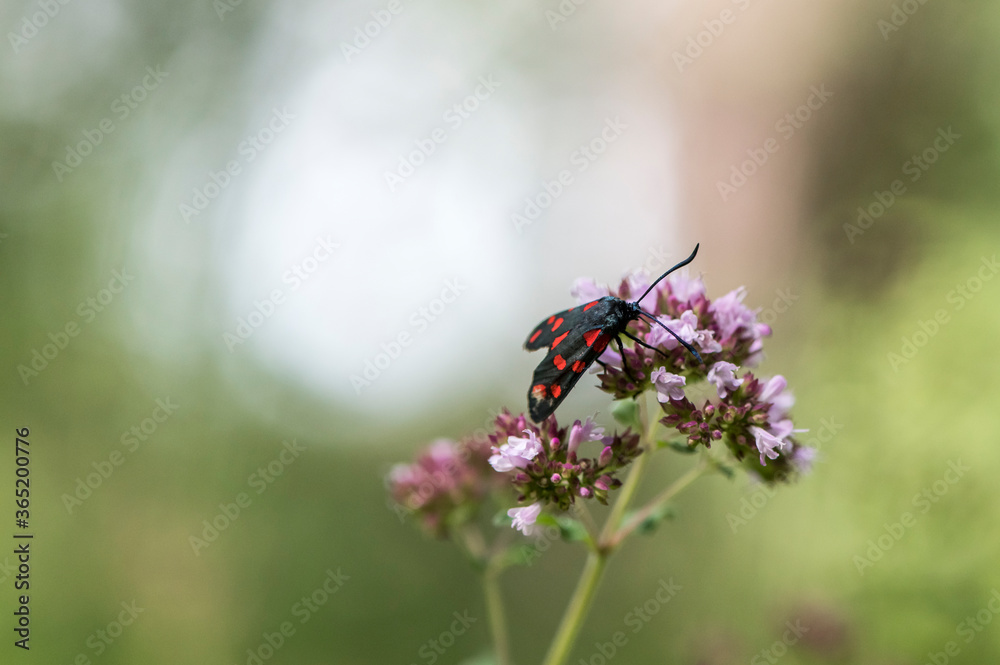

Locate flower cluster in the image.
[388,410,641,538]
[486,410,641,514]
[387,435,498,537]
[390,263,813,541]
[571,271,769,397]
[573,269,810,479]
[658,369,812,480]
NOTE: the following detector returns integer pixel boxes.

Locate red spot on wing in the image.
[551,317,564,331]
[546,315,555,325]
[553,355,566,370]
[572,360,586,373]
[552,332,569,348]
[529,330,541,343]
[594,333,611,353]
[583,329,601,346]
[551,384,562,398]
[584,300,599,311]
[532,384,548,398]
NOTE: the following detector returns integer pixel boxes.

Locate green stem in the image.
[604,458,708,550]
[483,563,511,665]
[569,501,600,553]
[599,393,655,546]
[600,450,649,545]
[541,395,657,665]
[540,550,608,665]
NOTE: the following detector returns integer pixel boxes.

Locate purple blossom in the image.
[751,426,787,466]
[651,367,686,402]
[625,271,652,302]
[567,417,605,457]
[648,310,722,353]
[508,502,543,536]
[668,272,706,303]
[596,346,621,367]
[769,418,794,440]
[389,439,465,509]
[759,375,786,402]
[709,286,759,341]
[388,436,497,538]
[570,278,609,304]
[707,361,743,398]
[387,463,418,489]
[490,430,543,472]
[791,446,817,474]
[426,439,460,466]
[760,375,795,421]
[486,411,642,510]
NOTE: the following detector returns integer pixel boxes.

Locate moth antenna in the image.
[637,309,703,364]
[634,243,700,305]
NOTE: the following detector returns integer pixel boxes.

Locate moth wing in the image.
[524,298,611,351]
[527,326,615,422]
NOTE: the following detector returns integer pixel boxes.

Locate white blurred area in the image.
[112,0,846,420]
[203,0,692,417]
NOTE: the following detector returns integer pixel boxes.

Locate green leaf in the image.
[492,508,512,527]
[661,440,697,454]
[611,398,641,429]
[534,512,559,529]
[712,461,736,479]
[627,504,677,535]
[459,651,499,665]
[537,513,590,543]
[555,516,590,543]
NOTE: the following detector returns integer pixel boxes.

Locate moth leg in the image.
[614,335,638,385]
[622,330,668,358]
[635,311,704,364]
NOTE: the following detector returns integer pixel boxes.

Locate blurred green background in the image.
[2,0,1000,663]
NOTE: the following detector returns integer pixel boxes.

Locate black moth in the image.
[524,244,703,422]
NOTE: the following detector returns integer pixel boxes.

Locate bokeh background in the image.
[3,0,1000,663]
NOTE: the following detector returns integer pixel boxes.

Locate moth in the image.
[524,245,703,422]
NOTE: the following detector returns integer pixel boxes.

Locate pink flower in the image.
[570,278,609,304]
[707,361,743,398]
[791,447,817,474]
[489,430,543,472]
[625,271,652,302]
[760,375,795,421]
[710,287,759,340]
[651,366,686,402]
[668,272,706,303]
[388,437,496,537]
[750,426,786,466]
[508,502,543,536]
[567,417,605,457]
[648,311,722,353]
